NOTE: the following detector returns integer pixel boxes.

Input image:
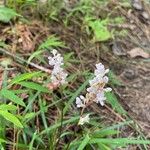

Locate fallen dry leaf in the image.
[127,47,149,58]
[46,82,59,90]
[16,24,35,52]
[20,93,29,99]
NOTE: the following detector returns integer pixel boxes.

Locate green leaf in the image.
[40,116,79,135]
[78,134,90,150]
[0,104,17,111]
[38,35,65,50]
[90,138,150,145]
[10,71,41,85]
[108,70,123,86]
[27,50,44,63]
[0,138,7,144]
[29,131,37,150]
[0,41,8,48]
[88,19,111,42]
[18,81,49,93]
[92,129,119,138]
[0,7,19,23]
[97,143,111,150]
[0,110,23,128]
[0,89,26,107]
[63,75,91,114]
[24,112,36,119]
[106,92,127,115]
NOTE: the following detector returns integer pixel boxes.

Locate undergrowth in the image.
[0,0,150,150]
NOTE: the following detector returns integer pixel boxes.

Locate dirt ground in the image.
[115,1,150,135]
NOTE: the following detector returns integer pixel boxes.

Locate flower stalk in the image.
[76,63,112,125]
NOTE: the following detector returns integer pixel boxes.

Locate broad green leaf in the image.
[18,81,49,93]
[24,112,36,119]
[0,41,8,49]
[0,89,26,107]
[0,7,19,23]
[10,71,41,85]
[0,138,7,143]
[88,20,111,42]
[0,110,23,128]
[12,89,28,94]
[78,134,90,150]
[0,104,17,111]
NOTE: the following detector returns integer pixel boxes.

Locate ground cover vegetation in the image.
[0,0,150,149]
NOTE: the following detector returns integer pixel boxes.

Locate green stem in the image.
[0,67,8,149]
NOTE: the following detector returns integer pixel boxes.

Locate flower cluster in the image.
[76,63,111,125]
[48,49,68,86]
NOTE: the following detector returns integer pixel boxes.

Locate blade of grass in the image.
[18,81,49,93]
[78,134,90,150]
[89,138,150,145]
[29,131,37,150]
[106,92,127,115]
[39,116,79,135]
[38,96,51,147]
[10,72,41,85]
[63,76,91,115]
[24,91,41,113]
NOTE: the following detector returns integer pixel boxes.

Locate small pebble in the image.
[142,11,149,20]
[123,69,136,80]
[112,41,126,56]
[132,2,143,10]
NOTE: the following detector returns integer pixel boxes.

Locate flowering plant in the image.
[76,63,111,125]
[48,49,68,88]
[48,51,111,125]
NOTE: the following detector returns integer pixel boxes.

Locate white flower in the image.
[96,91,106,106]
[76,95,86,108]
[104,87,112,92]
[48,49,64,67]
[87,63,111,106]
[76,63,111,107]
[78,114,90,125]
[48,50,68,85]
[94,63,109,77]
